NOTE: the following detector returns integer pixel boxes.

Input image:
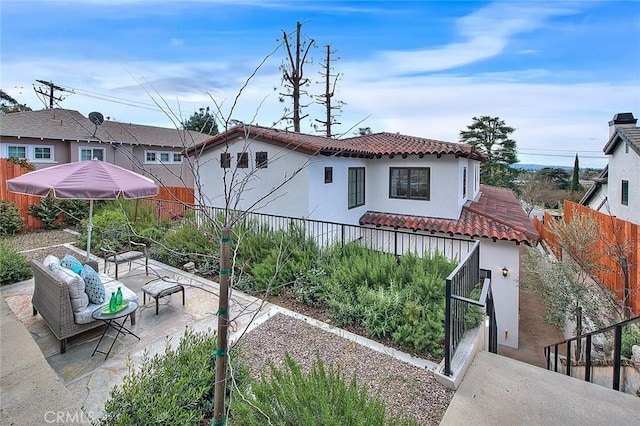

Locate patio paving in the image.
[1,249,274,422]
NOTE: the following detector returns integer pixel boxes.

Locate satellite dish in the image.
[89,111,104,125]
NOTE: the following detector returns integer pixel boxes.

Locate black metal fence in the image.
[149,200,476,263]
[443,241,497,376]
[544,315,640,392]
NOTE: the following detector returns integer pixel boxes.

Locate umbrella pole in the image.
[86,200,94,262]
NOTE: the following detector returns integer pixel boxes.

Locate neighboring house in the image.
[580,112,639,225]
[0,108,210,187]
[186,124,540,348]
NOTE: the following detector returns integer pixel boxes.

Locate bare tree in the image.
[313,45,345,137]
[279,21,316,132]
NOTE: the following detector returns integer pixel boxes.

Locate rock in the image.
[632,345,640,362]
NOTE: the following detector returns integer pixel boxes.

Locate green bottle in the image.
[109,292,117,312]
[115,287,123,306]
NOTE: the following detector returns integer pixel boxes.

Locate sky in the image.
[1,0,639,168]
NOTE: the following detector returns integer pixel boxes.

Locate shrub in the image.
[0,239,32,285]
[28,194,62,229]
[101,329,218,425]
[0,201,24,236]
[293,267,326,307]
[152,222,219,271]
[622,325,640,359]
[6,157,35,171]
[464,287,485,331]
[230,354,420,425]
[77,209,129,255]
[60,200,89,226]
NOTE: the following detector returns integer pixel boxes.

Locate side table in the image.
[91,301,140,360]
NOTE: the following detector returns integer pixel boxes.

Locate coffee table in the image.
[91,301,140,360]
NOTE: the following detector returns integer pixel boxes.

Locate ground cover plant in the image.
[0,239,32,285]
[230,354,421,425]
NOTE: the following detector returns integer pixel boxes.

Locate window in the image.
[80,148,104,161]
[324,166,333,184]
[237,152,248,168]
[389,167,430,200]
[34,146,52,160]
[145,150,182,164]
[7,146,26,159]
[256,151,268,168]
[622,180,629,206]
[462,167,467,198]
[348,167,365,208]
[220,153,231,168]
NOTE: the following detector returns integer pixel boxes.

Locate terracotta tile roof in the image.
[0,108,209,148]
[186,124,486,160]
[360,185,540,245]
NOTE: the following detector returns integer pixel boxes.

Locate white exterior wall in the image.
[479,239,520,348]
[367,154,463,220]
[195,137,311,217]
[587,184,608,211]
[606,141,640,224]
[307,157,368,224]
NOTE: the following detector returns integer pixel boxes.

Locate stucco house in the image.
[580,112,639,225]
[186,124,540,348]
[0,108,210,187]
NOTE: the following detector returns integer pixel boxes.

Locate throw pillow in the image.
[61,255,83,274]
[82,264,105,304]
[56,267,89,313]
[43,255,61,271]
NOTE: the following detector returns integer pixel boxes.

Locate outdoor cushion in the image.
[55,266,89,313]
[82,264,105,304]
[61,255,83,274]
[74,279,138,324]
[43,255,61,272]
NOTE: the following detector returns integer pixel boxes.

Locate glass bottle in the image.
[115,287,123,306]
[109,292,117,312]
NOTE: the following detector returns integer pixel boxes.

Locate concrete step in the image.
[441,351,640,425]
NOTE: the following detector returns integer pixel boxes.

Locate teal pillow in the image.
[81,264,105,304]
[61,255,83,274]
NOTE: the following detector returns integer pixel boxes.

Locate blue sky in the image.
[1,0,639,168]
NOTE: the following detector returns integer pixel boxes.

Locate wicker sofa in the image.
[30,258,138,353]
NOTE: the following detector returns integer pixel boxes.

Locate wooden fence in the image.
[0,159,195,229]
[535,199,639,316]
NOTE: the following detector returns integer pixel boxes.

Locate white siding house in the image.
[580,112,640,225]
[187,124,539,348]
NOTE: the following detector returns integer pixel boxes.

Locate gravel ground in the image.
[10,229,454,424]
[237,313,453,425]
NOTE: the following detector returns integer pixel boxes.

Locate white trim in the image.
[79,147,105,161]
[144,149,183,164]
[2,142,55,163]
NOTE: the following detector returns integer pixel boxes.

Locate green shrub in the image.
[101,329,218,425]
[152,222,219,271]
[464,287,485,331]
[0,201,24,236]
[60,200,89,226]
[0,239,32,285]
[7,157,35,171]
[77,209,129,255]
[622,325,640,359]
[28,195,62,229]
[293,267,326,307]
[230,354,420,425]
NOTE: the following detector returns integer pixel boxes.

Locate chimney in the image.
[608,112,637,137]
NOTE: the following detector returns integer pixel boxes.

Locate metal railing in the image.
[148,200,477,263]
[544,316,640,392]
[443,241,497,376]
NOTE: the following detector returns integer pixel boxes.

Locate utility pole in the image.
[314,45,344,138]
[213,227,231,426]
[34,80,66,108]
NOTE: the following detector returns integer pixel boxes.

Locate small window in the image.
[462,167,467,198]
[220,153,231,168]
[160,152,170,162]
[146,152,157,162]
[622,180,629,206]
[7,146,26,159]
[34,146,52,160]
[80,148,104,161]
[348,167,365,208]
[173,153,182,163]
[324,166,333,184]
[237,152,248,168]
[256,152,268,168]
[389,167,430,200]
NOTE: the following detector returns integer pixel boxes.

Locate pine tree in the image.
[182,107,219,136]
[571,154,582,192]
[459,116,519,190]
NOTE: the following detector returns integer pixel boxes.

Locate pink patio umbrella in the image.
[7,159,159,260]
